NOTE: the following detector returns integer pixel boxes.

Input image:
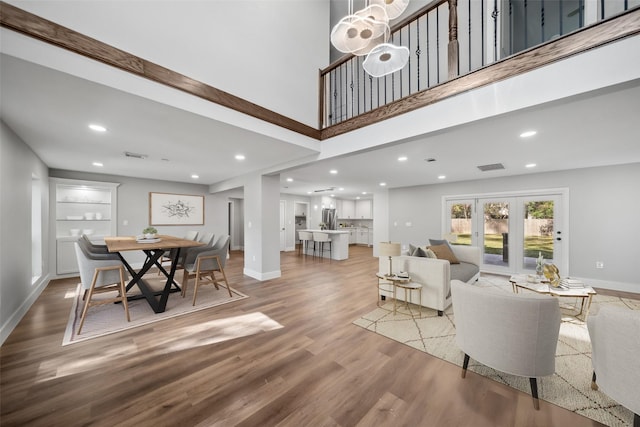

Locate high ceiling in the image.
[2,3,640,200]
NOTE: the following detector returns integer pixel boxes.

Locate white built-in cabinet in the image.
[337,199,372,219]
[50,178,119,275]
[355,199,372,219]
[338,199,355,219]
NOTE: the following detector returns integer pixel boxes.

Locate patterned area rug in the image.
[63,273,249,345]
[354,275,640,426]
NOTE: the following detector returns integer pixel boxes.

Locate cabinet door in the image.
[356,199,372,219]
[340,200,355,219]
[57,240,79,274]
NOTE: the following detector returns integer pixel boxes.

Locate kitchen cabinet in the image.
[50,178,119,275]
[356,228,370,245]
[355,199,372,219]
[338,199,355,219]
[348,228,357,244]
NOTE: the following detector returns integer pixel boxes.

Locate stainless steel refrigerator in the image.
[321,208,336,230]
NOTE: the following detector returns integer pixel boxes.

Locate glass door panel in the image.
[447,201,473,245]
[481,200,511,270]
[522,197,560,271]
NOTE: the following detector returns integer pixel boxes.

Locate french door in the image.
[445,191,566,275]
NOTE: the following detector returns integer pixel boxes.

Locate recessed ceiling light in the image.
[286,177,293,182]
[330,169,338,174]
[330,194,335,197]
[398,156,408,162]
[520,130,537,138]
[191,174,199,179]
[525,163,537,168]
[235,154,245,160]
[307,191,312,194]
[92,162,103,167]
[88,124,107,132]
[379,182,387,186]
[438,175,446,180]
[356,196,361,200]
[362,191,367,195]
[338,187,344,191]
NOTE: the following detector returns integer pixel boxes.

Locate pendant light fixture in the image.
[331,0,410,77]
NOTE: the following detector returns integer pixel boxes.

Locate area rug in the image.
[353,275,640,427]
[63,273,249,345]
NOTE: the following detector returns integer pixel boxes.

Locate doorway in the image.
[445,190,566,275]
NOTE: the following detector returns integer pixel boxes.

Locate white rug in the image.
[354,275,640,427]
[63,273,249,345]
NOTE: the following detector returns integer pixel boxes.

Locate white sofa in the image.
[378,245,481,316]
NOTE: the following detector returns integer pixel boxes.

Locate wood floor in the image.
[1,246,621,426]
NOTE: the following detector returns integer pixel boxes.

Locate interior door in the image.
[279,200,286,251]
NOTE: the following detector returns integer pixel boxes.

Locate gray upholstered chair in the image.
[74,242,130,334]
[157,231,200,274]
[80,234,110,254]
[179,232,215,267]
[588,306,640,426]
[451,280,561,410]
[181,235,231,305]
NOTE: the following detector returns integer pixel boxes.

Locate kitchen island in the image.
[300,229,350,260]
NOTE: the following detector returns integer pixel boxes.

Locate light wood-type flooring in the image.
[2,245,632,426]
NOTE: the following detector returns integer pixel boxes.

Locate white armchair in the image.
[451,279,561,409]
[587,306,640,426]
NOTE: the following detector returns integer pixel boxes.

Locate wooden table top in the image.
[104,235,205,252]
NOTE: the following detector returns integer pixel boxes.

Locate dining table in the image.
[104,235,204,313]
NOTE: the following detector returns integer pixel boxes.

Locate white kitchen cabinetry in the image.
[356,228,370,245]
[50,178,119,275]
[355,199,372,219]
[338,199,355,219]
[348,228,357,244]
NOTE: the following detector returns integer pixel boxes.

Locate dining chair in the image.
[157,231,200,275]
[181,235,231,305]
[74,242,130,334]
[313,232,332,261]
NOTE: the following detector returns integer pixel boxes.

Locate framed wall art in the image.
[149,192,204,225]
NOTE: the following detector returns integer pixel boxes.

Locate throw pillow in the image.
[413,247,428,257]
[424,248,437,258]
[429,238,454,251]
[428,244,460,264]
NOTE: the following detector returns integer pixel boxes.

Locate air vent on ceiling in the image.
[124,151,148,159]
[477,163,505,172]
[313,187,336,193]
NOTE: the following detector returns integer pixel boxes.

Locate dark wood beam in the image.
[0,1,321,140]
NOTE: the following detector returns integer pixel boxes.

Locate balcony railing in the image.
[320,0,638,130]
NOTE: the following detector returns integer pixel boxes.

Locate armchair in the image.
[587,306,640,426]
[451,280,561,409]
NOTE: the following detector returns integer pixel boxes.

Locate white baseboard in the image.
[243,268,281,281]
[1,273,50,345]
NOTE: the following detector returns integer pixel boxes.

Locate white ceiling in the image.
[1,3,640,200]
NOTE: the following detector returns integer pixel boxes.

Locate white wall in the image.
[7,0,330,127]
[1,121,50,344]
[387,163,640,292]
[49,169,230,268]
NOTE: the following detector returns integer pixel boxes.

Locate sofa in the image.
[378,244,481,315]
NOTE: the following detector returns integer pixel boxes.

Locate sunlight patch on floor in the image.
[38,312,282,382]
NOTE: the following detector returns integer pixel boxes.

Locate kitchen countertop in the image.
[301,229,349,234]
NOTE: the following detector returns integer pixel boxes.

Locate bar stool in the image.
[313,232,332,261]
[298,231,314,256]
